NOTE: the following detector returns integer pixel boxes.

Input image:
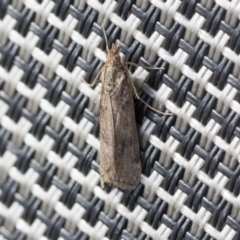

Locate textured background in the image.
[0,0,240,239]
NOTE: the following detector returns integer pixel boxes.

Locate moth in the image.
[89,27,170,190]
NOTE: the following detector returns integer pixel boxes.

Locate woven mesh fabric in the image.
[0,0,240,239]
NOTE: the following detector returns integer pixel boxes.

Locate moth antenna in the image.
[101,25,109,53]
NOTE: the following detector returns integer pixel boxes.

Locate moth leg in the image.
[126,62,164,70]
[124,64,172,115]
[82,65,105,87]
[100,179,105,188]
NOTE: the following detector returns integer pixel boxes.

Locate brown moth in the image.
[100,34,141,190]
[90,28,141,190]
[90,27,171,190]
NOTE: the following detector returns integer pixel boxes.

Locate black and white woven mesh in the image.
[0,0,240,239]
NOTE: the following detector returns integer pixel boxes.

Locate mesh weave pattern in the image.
[0,0,240,239]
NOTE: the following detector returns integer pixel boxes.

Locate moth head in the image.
[108,43,121,58]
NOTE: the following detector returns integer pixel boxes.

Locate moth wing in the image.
[110,70,141,190]
[99,68,116,187]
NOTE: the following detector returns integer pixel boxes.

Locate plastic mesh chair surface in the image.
[0,1,240,240]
